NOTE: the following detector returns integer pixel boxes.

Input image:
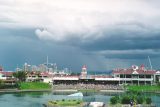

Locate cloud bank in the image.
[1,0,160,41]
[1,0,160,70]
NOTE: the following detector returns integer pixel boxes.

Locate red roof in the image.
[54,76,79,78]
[140,64,145,68]
[82,65,87,69]
[0,71,13,76]
[113,68,156,75]
[40,72,50,76]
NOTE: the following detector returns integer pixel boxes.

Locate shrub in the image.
[146,97,152,104]
[53,102,57,104]
[0,84,5,89]
[77,101,80,104]
[131,95,137,101]
[62,99,65,101]
[110,96,118,104]
[137,96,144,104]
[137,92,141,96]
[121,96,130,104]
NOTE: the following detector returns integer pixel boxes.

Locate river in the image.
[0,91,159,107]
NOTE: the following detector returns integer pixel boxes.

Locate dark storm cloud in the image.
[0,28,90,71]
[80,36,160,51]
[78,28,160,51]
[0,28,38,40]
[71,25,160,60]
[1,0,160,70]
[104,53,160,60]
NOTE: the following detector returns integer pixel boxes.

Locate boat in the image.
[68,92,83,97]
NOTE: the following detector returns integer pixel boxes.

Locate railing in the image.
[95,78,153,81]
[119,78,153,81]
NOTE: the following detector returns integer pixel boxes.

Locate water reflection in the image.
[0,91,159,107]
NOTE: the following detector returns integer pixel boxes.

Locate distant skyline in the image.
[0,0,160,71]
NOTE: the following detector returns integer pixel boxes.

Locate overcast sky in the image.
[0,0,160,71]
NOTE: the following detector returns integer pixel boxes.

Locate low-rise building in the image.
[112,65,160,85]
[52,65,160,85]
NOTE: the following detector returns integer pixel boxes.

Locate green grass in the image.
[18,82,51,90]
[48,99,83,106]
[127,85,160,92]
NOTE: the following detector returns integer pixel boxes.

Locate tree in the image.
[13,71,27,82]
[0,79,4,88]
[137,96,144,104]
[146,97,152,104]
[110,96,119,104]
[121,96,130,104]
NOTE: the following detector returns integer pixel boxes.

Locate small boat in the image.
[68,92,83,97]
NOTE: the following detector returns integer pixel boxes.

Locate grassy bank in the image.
[78,89,97,92]
[127,85,160,92]
[18,82,51,90]
[48,99,83,106]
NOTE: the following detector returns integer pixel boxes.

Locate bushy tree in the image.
[121,96,130,104]
[110,96,119,104]
[77,101,80,104]
[13,71,27,82]
[137,96,144,104]
[146,97,152,104]
[0,80,4,88]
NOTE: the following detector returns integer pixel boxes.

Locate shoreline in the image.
[52,89,78,92]
[100,89,125,93]
[0,89,52,93]
[0,88,160,94]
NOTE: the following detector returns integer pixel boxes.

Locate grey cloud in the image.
[77,28,160,51]
[1,0,160,70]
[104,53,160,60]
[0,28,96,71]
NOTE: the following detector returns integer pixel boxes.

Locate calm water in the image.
[0,91,159,107]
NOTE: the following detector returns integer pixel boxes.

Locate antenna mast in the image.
[47,55,48,66]
[148,56,152,70]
